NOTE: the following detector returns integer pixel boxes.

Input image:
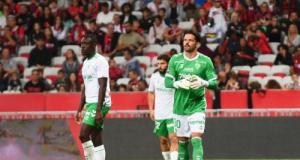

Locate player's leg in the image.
[91,128,105,160]
[91,105,110,160]
[159,136,171,160]
[166,119,178,160]
[154,120,171,160]
[79,124,95,160]
[174,115,190,160]
[189,112,206,160]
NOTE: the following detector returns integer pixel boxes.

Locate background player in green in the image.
[148,54,178,160]
[76,34,111,160]
[165,31,217,160]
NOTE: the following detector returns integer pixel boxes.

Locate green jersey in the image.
[165,53,217,115]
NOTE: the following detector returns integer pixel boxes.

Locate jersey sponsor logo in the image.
[182,67,193,72]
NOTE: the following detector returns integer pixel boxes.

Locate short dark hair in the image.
[277,44,288,52]
[183,30,201,43]
[157,54,170,63]
[101,2,109,8]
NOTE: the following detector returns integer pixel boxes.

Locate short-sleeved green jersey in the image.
[165,52,217,115]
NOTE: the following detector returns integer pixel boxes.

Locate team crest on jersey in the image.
[195,63,201,69]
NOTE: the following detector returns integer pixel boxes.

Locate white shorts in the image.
[174,112,206,137]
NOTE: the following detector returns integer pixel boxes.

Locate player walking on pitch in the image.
[148,54,178,160]
[76,34,111,160]
[165,31,217,160]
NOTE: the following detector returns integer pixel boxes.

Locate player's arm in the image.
[205,58,217,90]
[148,76,155,121]
[165,56,176,88]
[190,58,217,90]
[95,59,109,124]
[76,86,85,123]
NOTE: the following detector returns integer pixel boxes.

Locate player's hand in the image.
[190,75,209,89]
[75,111,83,124]
[173,79,191,89]
[149,110,155,121]
[95,111,103,125]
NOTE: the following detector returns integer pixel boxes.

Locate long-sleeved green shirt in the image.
[165,53,217,115]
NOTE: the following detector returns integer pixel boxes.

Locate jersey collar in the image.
[183,52,200,61]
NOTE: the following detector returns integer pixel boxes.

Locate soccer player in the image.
[148,54,178,160]
[165,31,217,160]
[76,34,111,160]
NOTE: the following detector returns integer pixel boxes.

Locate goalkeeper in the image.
[165,31,217,160]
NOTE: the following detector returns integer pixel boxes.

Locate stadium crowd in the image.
[0,0,300,93]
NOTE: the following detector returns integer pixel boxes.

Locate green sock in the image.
[191,137,203,160]
[178,140,189,160]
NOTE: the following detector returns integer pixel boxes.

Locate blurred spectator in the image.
[109,58,123,81]
[51,16,68,46]
[284,73,300,89]
[248,81,262,91]
[57,84,67,93]
[0,48,17,75]
[27,22,43,45]
[86,20,104,45]
[38,6,55,28]
[198,38,215,59]
[118,84,128,92]
[158,7,170,25]
[140,7,153,34]
[67,0,83,18]
[0,26,17,55]
[239,0,258,25]
[6,71,21,92]
[288,12,300,33]
[232,38,256,66]
[283,23,300,53]
[267,16,282,42]
[293,46,300,74]
[0,4,9,29]
[208,0,227,34]
[203,0,213,11]
[0,62,8,92]
[265,79,282,89]
[16,4,34,32]
[148,16,168,44]
[217,71,227,90]
[137,79,148,91]
[28,35,52,67]
[24,69,46,93]
[120,3,137,24]
[193,7,208,33]
[254,29,273,54]
[184,3,199,21]
[275,44,293,65]
[44,27,58,57]
[99,23,120,57]
[201,18,224,43]
[65,72,81,92]
[147,0,166,15]
[225,72,240,90]
[112,14,124,33]
[257,2,272,21]
[62,49,80,76]
[128,70,141,91]
[110,79,118,92]
[54,69,66,89]
[227,12,244,40]
[7,15,25,45]
[121,48,142,77]
[167,0,185,21]
[37,68,53,91]
[163,19,183,44]
[96,2,114,27]
[68,14,87,45]
[117,21,147,55]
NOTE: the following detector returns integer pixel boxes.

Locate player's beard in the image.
[159,69,167,75]
[184,44,197,53]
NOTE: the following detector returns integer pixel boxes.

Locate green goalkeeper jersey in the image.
[165,52,217,115]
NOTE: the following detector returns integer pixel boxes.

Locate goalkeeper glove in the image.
[190,75,209,89]
[173,79,191,89]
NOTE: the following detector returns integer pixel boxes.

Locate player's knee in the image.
[170,136,178,145]
[159,137,169,146]
[191,132,203,138]
[79,132,89,142]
